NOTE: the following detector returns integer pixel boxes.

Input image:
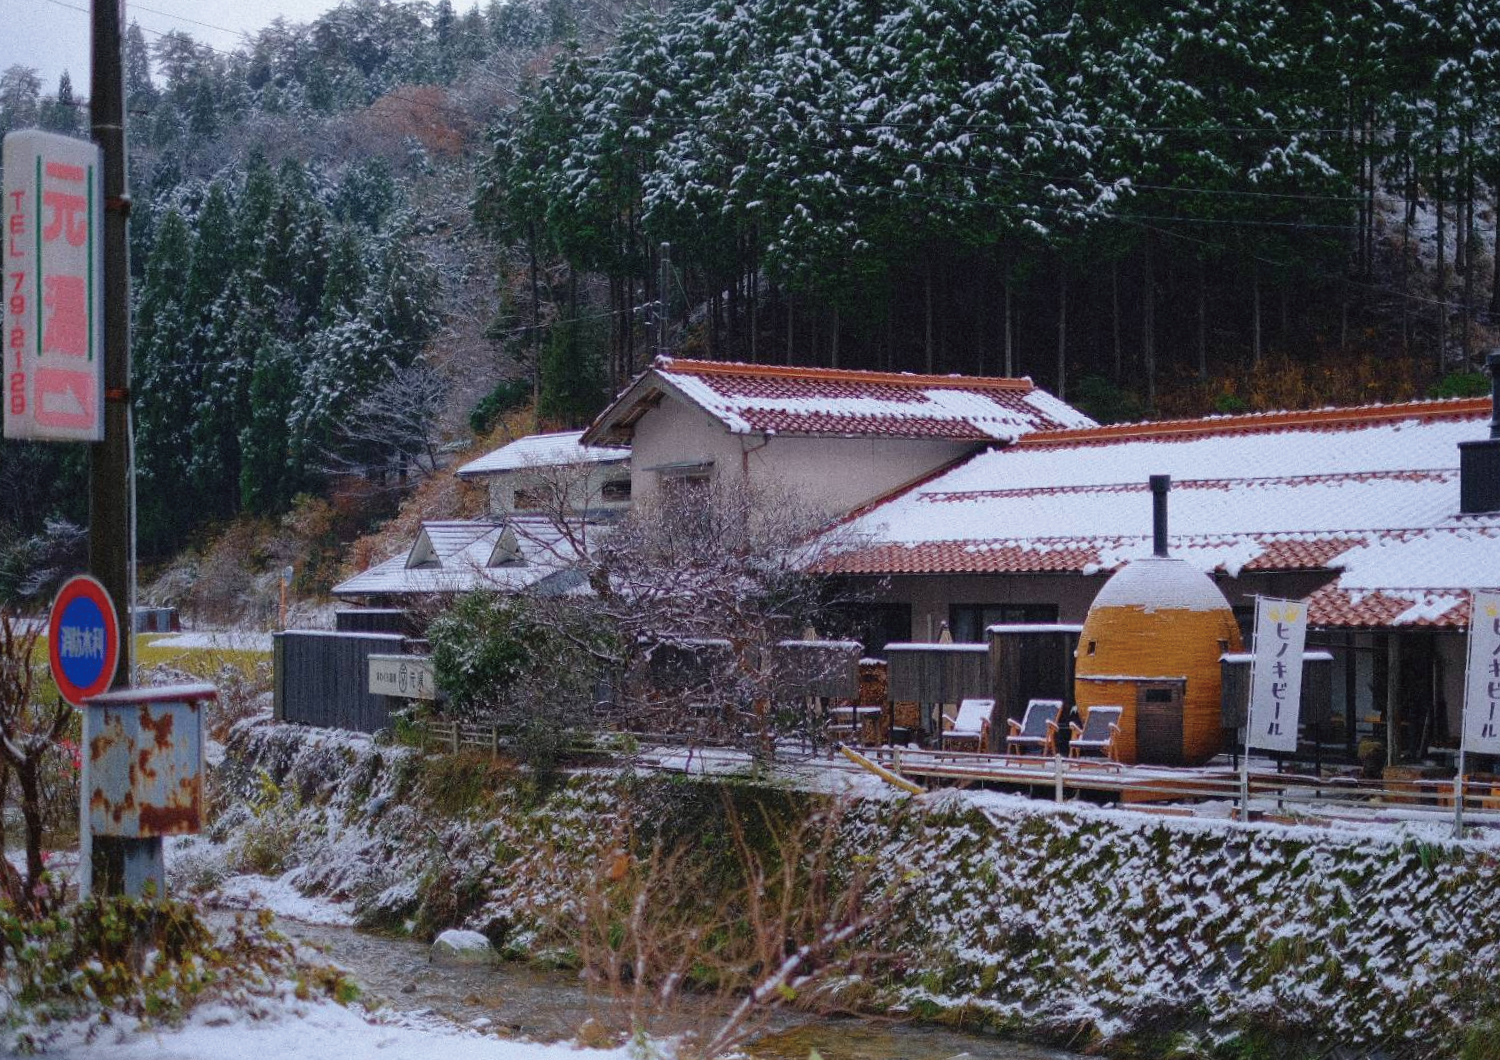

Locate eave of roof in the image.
[1015,396,1490,449]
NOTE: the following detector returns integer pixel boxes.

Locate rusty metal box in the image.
[83,683,214,838]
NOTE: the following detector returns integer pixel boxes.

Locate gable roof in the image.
[457,430,629,478]
[332,518,599,599]
[583,357,1096,445]
[817,397,1499,629]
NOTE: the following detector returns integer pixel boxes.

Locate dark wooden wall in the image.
[274,631,408,734]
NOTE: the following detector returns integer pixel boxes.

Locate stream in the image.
[250,916,1080,1060]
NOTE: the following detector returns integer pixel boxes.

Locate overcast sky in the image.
[1,0,346,91]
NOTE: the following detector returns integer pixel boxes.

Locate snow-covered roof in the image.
[584,357,1096,444]
[1091,556,1236,613]
[331,518,600,599]
[456,430,629,478]
[817,397,1500,629]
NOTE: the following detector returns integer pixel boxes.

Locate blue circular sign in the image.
[48,574,120,706]
[57,596,107,689]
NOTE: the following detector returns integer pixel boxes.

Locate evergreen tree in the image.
[132,209,198,554]
[239,339,301,515]
[124,22,158,112]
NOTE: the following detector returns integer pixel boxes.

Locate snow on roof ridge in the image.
[1016,395,1492,448]
[653,355,1037,391]
[924,467,1458,501]
[457,430,629,477]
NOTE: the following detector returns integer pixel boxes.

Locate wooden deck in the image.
[854,745,1283,804]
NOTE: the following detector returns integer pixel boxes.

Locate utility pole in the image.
[89,0,137,894]
[656,241,671,358]
[90,0,131,689]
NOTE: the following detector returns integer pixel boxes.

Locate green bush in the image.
[1430,370,1492,399]
[1073,375,1148,424]
[469,377,534,434]
[0,897,356,1051]
[427,592,618,771]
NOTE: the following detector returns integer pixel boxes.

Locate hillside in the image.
[2,0,1498,614]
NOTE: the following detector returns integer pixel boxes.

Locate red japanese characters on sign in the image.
[2,130,104,442]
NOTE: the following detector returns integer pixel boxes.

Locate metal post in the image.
[87,0,136,898]
[1455,745,1467,840]
[1054,753,1064,802]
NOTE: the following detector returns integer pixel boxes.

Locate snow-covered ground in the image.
[146,630,275,653]
[42,996,636,1060]
[207,868,359,927]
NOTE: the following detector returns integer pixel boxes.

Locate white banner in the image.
[1462,590,1500,755]
[3,130,105,442]
[1248,597,1308,753]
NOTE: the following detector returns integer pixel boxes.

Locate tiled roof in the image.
[1014,396,1492,449]
[819,400,1500,629]
[585,357,1096,443]
[457,430,628,478]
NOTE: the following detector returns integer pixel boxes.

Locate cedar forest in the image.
[0,0,1496,604]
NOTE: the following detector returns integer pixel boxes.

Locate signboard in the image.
[48,573,120,706]
[3,130,105,442]
[369,654,436,700]
[1247,596,1307,753]
[1462,590,1500,755]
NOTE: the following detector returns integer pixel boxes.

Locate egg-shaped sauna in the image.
[1073,478,1243,766]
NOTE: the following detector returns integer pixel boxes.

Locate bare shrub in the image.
[0,610,74,915]
[572,793,901,1057]
[587,477,870,758]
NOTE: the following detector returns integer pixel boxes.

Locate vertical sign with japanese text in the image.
[2,130,104,442]
[1462,590,1500,755]
[1248,596,1308,753]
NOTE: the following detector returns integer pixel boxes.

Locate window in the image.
[649,460,713,494]
[601,477,632,502]
[512,488,544,511]
[948,603,1059,643]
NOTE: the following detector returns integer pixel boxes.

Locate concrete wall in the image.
[627,391,974,517]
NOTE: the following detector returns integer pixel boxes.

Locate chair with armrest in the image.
[1070,705,1123,761]
[1006,698,1063,755]
[943,698,994,750]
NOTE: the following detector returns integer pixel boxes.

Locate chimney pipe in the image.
[1459,352,1500,515]
[1150,475,1171,557]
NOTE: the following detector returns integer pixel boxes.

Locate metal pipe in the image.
[1150,475,1171,557]
[1488,350,1500,440]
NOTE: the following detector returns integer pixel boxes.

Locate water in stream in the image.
[256,916,1078,1060]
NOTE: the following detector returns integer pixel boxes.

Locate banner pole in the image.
[1242,597,1260,822]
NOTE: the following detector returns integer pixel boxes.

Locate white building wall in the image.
[481,461,632,516]
[627,391,975,518]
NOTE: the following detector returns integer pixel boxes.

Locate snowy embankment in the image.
[200,719,1500,1057]
[44,997,633,1060]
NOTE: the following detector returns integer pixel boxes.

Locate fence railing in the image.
[850,744,1500,828]
[406,717,1496,832]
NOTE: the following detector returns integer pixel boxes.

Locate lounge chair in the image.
[943,698,994,750]
[1007,698,1063,755]
[1070,705,1123,761]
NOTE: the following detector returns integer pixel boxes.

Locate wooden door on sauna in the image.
[1135,680,1186,765]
